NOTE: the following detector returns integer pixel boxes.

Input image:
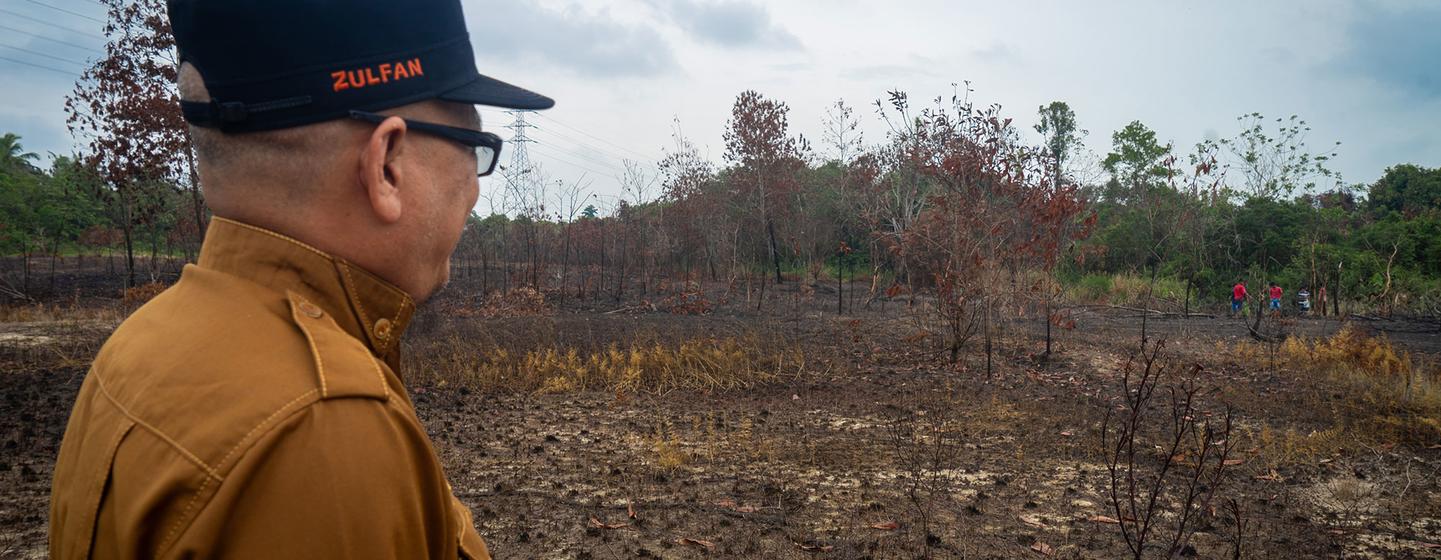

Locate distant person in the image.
[1297,288,1312,314]
[1269,282,1283,312]
[1231,280,1248,316]
[48,0,553,557]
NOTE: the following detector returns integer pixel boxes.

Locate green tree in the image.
[1219,113,1339,199]
[0,133,40,174]
[0,146,106,295]
[1101,121,1172,206]
[1365,164,1441,219]
[1035,101,1085,183]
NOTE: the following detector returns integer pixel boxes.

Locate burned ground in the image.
[2,268,1439,559]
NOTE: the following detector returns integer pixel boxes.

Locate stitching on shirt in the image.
[292,301,329,398]
[384,395,422,421]
[390,297,407,342]
[158,473,211,554]
[93,373,220,481]
[329,290,390,399]
[339,264,376,345]
[366,353,391,400]
[384,273,409,333]
[81,421,133,553]
[213,389,319,473]
[155,389,321,556]
[340,261,413,357]
[216,217,416,358]
[212,217,331,261]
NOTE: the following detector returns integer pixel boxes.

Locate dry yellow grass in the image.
[412,334,814,395]
[1283,326,1440,443]
[650,420,690,471]
[0,302,124,324]
[1234,325,1441,446]
[120,282,168,307]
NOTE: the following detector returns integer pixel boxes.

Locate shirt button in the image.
[298,302,323,319]
[374,318,393,340]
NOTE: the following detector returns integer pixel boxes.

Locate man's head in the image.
[180,63,482,302]
[168,0,552,302]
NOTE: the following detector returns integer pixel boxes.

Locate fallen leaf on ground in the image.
[627,501,636,519]
[589,516,629,530]
[871,521,900,530]
[1088,515,1121,524]
[676,537,715,549]
[796,542,835,552]
[1223,458,1245,466]
[1019,514,1045,528]
[1031,541,1054,556]
[1059,431,1074,437]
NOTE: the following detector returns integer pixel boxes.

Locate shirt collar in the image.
[197,217,416,364]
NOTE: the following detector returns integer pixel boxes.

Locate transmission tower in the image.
[503,110,539,214]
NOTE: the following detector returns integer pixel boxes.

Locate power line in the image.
[25,0,107,24]
[0,8,107,41]
[535,112,659,163]
[0,43,87,67]
[531,123,651,168]
[529,145,621,179]
[532,138,625,172]
[0,54,78,77]
[497,110,627,212]
[0,23,105,54]
[482,106,659,166]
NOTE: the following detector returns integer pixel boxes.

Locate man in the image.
[1269,282,1284,312]
[49,0,552,558]
[1231,280,1248,316]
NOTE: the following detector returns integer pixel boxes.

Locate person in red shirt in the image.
[1231,280,1247,316]
[1269,282,1284,312]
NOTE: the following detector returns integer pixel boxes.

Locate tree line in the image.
[2,0,1438,323]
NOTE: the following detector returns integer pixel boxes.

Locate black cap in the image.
[168,0,554,132]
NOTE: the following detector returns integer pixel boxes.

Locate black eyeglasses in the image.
[348,110,504,177]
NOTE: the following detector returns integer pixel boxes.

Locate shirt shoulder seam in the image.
[92,372,221,482]
[156,388,324,555]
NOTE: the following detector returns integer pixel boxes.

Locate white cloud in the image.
[642,0,802,50]
[2,0,1438,203]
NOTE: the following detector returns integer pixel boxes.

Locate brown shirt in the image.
[49,217,490,559]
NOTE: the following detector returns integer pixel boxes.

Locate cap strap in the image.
[181,95,315,130]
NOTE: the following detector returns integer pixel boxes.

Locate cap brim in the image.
[438,74,554,110]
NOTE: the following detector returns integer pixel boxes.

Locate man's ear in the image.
[358,116,407,224]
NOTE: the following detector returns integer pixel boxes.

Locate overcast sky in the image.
[1,0,1438,213]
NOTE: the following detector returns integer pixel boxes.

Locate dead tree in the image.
[1101,340,1238,559]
